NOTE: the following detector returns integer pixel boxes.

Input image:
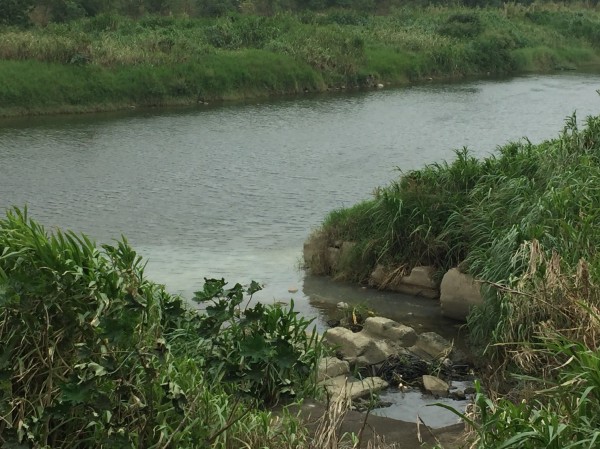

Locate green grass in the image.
[0,208,325,448]
[316,113,600,377]
[0,51,323,113]
[2,4,600,115]
[316,108,600,448]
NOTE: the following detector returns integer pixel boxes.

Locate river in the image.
[1,73,599,334]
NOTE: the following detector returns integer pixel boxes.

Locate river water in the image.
[1,73,600,333]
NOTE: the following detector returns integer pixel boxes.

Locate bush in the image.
[0,0,34,25]
[0,207,323,448]
[438,13,483,38]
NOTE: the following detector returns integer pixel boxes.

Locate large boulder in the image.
[321,375,389,400]
[324,327,396,366]
[440,268,483,321]
[411,332,453,360]
[317,357,350,382]
[362,317,417,347]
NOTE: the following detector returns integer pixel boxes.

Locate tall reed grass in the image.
[319,113,600,378]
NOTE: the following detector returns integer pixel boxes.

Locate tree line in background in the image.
[2,0,593,26]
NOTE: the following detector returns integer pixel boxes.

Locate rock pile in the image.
[316,317,473,402]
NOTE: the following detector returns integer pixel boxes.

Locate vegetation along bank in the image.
[0,208,329,448]
[2,2,600,116]
[306,113,600,446]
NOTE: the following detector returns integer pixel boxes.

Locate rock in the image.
[324,327,395,366]
[402,266,438,290]
[321,375,389,400]
[392,266,439,299]
[337,301,350,310]
[288,287,298,293]
[303,232,329,273]
[368,265,439,298]
[440,268,483,321]
[340,241,356,256]
[464,386,476,395]
[449,389,466,400]
[422,375,449,397]
[362,317,417,347]
[377,83,384,88]
[327,247,341,271]
[369,264,387,287]
[442,358,453,369]
[317,357,350,382]
[411,332,453,360]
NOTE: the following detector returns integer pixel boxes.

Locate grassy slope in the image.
[1,4,600,116]
[319,111,600,372]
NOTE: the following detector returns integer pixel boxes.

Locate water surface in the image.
[1,73,599,329]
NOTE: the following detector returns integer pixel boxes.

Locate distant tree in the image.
[196,0,237,16]
[0,0,35,25]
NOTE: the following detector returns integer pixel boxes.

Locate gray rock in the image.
[369,265,439,298]
[464,386,476,395]
[449,389,466,400]
[402,266,438,289]
[362,317,417,347]
[321,375,389,400]
[327,247,341,271]
[440,268,483,321]
[317,357,350,382]
[412,332,453,360]
[336,301,350,310]
[369,264,387,287]
[324,327,395,366]
[422,375,449,397]
[303,232,329,273]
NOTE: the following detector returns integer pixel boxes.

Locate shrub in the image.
[438,13,483,38]
[0,207,323,447]
[0,0,35,25]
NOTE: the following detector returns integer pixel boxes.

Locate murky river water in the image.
[1,73,599,334]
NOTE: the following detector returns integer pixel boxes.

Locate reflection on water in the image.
[1,73,599,329]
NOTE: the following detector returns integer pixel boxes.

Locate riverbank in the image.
[2,4,600,117]
[307,110,600,445]
[0,207,472,448]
